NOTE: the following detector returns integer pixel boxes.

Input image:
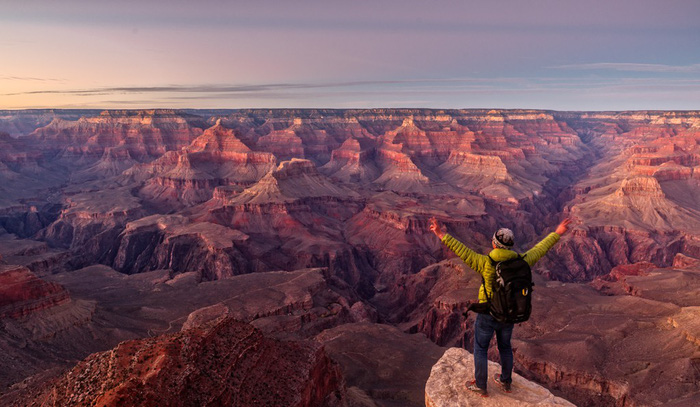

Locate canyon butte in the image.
[0,108,699,407]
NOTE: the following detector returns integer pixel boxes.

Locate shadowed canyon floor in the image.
[1,109,700,406]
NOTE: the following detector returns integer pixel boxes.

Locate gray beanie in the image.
[492,228,514,249]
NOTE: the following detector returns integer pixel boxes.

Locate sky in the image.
[1,0,699,110]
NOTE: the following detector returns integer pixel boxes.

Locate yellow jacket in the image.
[441,232,561,303]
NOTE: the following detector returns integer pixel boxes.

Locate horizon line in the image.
[1,107,700,114]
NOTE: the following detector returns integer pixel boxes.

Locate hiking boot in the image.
[493,374,512,392]
[466,380,489,397]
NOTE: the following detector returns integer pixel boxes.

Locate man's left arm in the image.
[523,232,560,267]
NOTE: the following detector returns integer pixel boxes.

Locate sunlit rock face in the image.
[2,108,700,406]
[27,110,205,162]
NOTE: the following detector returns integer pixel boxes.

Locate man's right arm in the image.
[441,233,488,273]
[523,218,572,266]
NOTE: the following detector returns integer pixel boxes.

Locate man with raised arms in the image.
[429,217,572,397]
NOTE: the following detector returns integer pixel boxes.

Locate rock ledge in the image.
[426,347,574,407]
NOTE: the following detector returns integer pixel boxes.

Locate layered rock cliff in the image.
[27,109,205,163]
[547,116,700,280]
[0,265,70,319]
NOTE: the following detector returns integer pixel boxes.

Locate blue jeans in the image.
[473,313,514,389]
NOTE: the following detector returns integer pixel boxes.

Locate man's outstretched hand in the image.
[429,217,445,239]
[555,218,573,235]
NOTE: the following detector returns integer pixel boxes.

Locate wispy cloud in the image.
[2,78,523,97]
[0,75,64,82]
[5,76,699,111]
[4,84,305,96]
[549,62,700,73]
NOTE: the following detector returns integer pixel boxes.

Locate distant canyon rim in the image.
[0,108,698,407]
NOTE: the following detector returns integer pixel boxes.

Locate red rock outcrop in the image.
[255,118,308,161]
[320,137,380,183]
[136,120,276,207]
[20,317,345,407]
[382,117,440,160]
[437,151,511,194]
[251,115,374,165]
[373,141,433,192]
[590,261,658,295]
[225,158,359,205]
[0,265,70,319]
[673,253,700,269]
[0,265,97,395]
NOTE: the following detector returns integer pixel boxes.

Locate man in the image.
[428,217,572,397]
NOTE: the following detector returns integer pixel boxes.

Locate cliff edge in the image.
[425,347,574,407]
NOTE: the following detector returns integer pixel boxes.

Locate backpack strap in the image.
[482,255,495,302]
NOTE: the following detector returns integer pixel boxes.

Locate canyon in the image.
[1,108,699,406]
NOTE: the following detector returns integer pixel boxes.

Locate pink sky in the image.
[1,0,699,110]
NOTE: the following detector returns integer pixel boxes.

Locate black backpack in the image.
[483,255,533,323]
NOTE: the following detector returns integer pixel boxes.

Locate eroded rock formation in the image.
[18,317,345,407]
